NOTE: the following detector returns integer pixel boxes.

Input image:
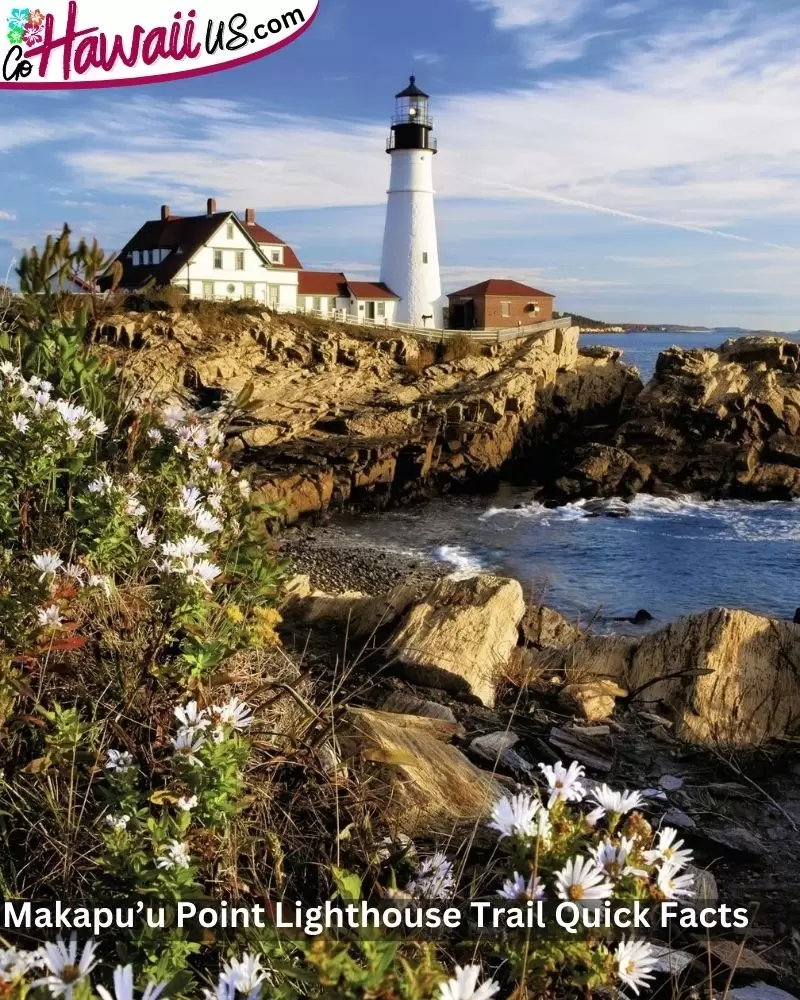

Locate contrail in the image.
[441,171,800,252]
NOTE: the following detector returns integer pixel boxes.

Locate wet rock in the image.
[659,775,684,791]
[662,808,696,829]
[387,574,526,707]
[695,823,767,858]
[647,945,695,976]
[729,984,799,1000]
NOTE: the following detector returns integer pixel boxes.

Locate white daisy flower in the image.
[407,852,455,899]
[88,417,107,437]
[438,965,499,1000]
[174,700,210,731]
[33,934,98,999]
[106,749,135,774]
[194,510,224,535]
[184,558,222,590]
[498,871,545,901]
[161,535,209,560]
[585,805,606,827]
[539,759,586,808]
[213,697,254,731]
[105,814,131,831]
[0,945,43,981]
[86,475,111,493]
[156,840,192,870]
[162,405,186,429]
[178,485,203,514]
[208,489,225,511]
[87,574,112,596]
[11,412,29,433]
[63,564,86,583]
[488,792,543,840]
[238,479,252,499]
[554,856,614,901]
[97,964,168,1000]
[221,954,268,996]
[210,727,225,745]
[136,526,156,548]
[0,360,18,378]
[147,428,163,443]
[207,458,223,474]
[32,551,63,580]
[123,494,146,519]
[178,424,208,449]
[656,862,695,900]
[177,795,198,812]
[55,400,90,426]
[643,826,694,870]
[67,426,84,445]
[590,837,648,880]
[615,938,659,995]
[172,728,207,767]
[589,783,643,817]
[37,605,63,628]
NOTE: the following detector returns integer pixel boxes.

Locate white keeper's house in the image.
[108,198,399,324]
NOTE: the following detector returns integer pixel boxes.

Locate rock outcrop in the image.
[537,605,800,745]
[549,336,800,501]
[95,310,640,521]
[387,574,526,708]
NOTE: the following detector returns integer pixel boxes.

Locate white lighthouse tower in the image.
[380,76,443,328]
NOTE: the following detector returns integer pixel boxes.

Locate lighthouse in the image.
[380,76,443,328]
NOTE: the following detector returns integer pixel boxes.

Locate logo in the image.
[1,0,318,89]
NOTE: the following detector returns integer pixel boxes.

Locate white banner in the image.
[1,0,318,89]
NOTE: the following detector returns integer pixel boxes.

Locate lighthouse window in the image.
[501,301,511,318]
[235,251,245,270]
[226,223,235,240]
[213,250,223,270]
[377,302,386,318]
[422,252,429,264]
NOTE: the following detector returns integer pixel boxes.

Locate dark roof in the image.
[298,271,348,297]
[346,280,399,300]
[240,218,303,270]
[396,74,429,99]
[448,278,555,299]
[107,211,301,289]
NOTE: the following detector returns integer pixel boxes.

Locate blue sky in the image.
[3,0,800,328]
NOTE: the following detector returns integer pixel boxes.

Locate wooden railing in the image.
[276,307,574,343]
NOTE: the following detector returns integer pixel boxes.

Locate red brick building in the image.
[446,278,554,330]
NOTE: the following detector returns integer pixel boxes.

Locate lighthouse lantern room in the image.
[380,76,443,327]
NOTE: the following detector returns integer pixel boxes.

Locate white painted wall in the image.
[169,219,298,308]
[379,148,443,327]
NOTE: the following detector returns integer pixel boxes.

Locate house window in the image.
[328,297,336,312]
[244,283,255,300]
[226,223,234,240]
[501,300,511,318]
[235,251,245,270]
[271,249,281,263]
[202,281,214,300]
[377,301,386,317]
[312,296,322,312]
[268,285,280,308]
[131,251,140,266]
[213,250,223,269]
[226,283,236,295]
[422,252,428,264]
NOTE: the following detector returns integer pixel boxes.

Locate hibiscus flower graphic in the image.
[6,8,30,32]
[7,25,24,44]
[27,7,44,26]
[22,20,42,45]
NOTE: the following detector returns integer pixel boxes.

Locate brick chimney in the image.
[161,204,170,221]
[207,197,217,215]
[245,208,256,226]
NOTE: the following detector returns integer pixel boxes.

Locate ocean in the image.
[335,329,800,630]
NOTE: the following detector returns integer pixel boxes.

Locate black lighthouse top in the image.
[387,75,437,154]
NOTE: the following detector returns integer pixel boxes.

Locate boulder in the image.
[387,574,526,707]
[339,708,502,835]
[283,583,417,637]
[560,679,628,721]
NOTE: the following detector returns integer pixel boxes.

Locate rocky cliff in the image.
[95,310,639,522]
[548,336,800,501]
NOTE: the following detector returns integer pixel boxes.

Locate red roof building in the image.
[446,278,554,330]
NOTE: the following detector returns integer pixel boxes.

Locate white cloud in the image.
[471,0,589,28]
[0,212,16,221]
